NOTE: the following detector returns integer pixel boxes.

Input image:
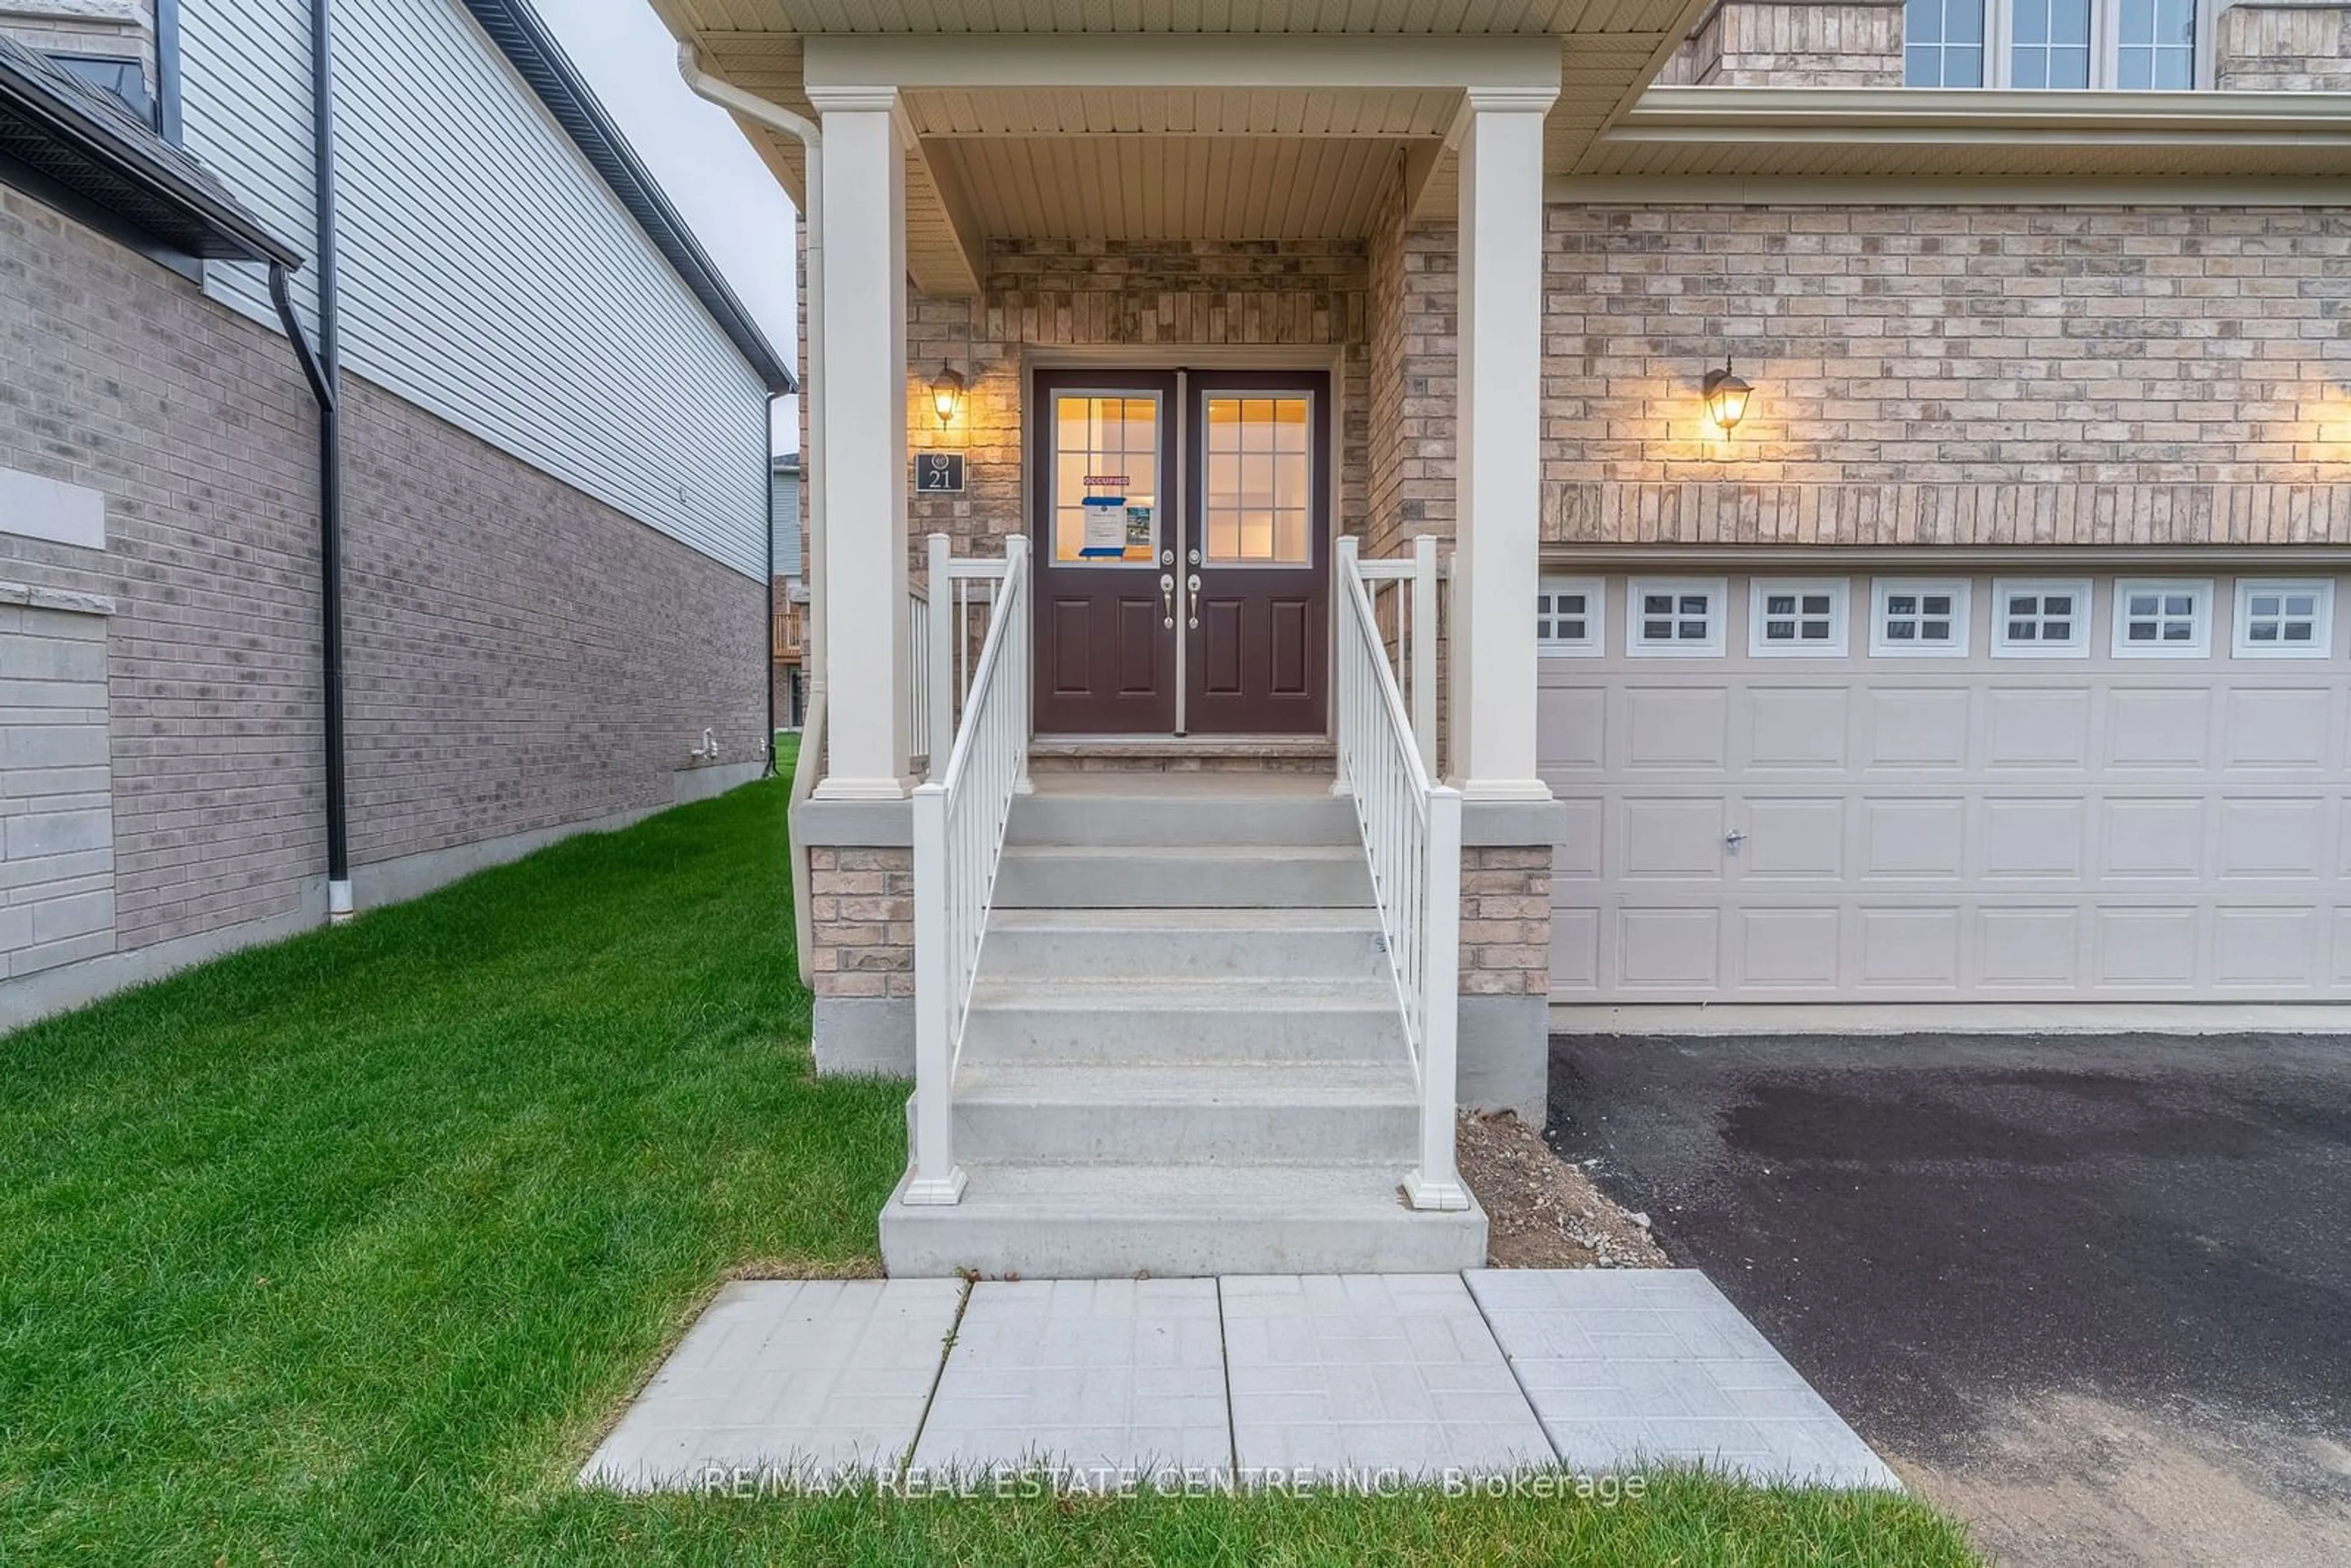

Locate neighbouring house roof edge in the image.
[0,32,301,267]
[459,0,797,397]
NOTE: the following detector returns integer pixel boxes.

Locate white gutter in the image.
[678,43,830,984]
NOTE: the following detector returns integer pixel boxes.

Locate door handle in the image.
[1187,574,1201,630]
[1160,573,1176,629]
[1725,829,1745,852]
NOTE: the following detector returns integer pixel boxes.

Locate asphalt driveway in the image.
[1548,1032,2351,1568]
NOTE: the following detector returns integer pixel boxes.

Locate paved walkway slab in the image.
[581,1270,1900,1495]
[1466,1269,1900,1489]
[581,1278,962,1490]
[910,1278,1230,1482]
[1221,1274,1554,1480]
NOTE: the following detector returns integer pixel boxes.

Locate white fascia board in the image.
[1619,86,2351,143]
[803,34,1564,93]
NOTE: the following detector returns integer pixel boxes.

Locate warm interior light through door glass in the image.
[1202,396,1311,564]
[1052,394,1160,565]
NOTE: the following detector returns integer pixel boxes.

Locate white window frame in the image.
[1626,577,1728,658]
[1992,577,2093,659]
[1747,578,1851,658]
[2110,577,2213,659]
[1537,576,1605,658]
[1976,0,2216,91]
[2232,578,2334,660]
[1869,578,1973,658]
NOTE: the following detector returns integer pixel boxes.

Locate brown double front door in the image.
[1030,367,1331,736]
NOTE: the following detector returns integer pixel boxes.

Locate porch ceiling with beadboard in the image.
[644,0,1709,293]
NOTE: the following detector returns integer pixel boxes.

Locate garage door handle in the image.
[1725,830,1745,851]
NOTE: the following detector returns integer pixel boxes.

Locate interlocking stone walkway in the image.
[582,1269,1899,1493]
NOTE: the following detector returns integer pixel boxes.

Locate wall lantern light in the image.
[1702,356,1752,436]
[929,362,967,427]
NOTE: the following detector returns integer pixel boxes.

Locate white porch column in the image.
[1447,86,1556,801]
[809,88,912,800]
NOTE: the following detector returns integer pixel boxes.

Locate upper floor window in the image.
[2115,0,2197,88]
[1904,0,2199,90]
[1907,0,1988,86]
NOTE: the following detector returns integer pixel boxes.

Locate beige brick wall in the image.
[2216,2,2351,91]
[806,846,914,1000]
[904,238,1372,573]
[1657,0,1904,87]
[1532,204,2351,547]
[1367,157,1458,560]
[1460,846,1551,998]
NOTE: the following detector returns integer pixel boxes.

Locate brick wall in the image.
[1,186,326,952]
[904,239,1373,572]
[1367,157,1459,560]
[339,377,765,867]
[1534,204,2351,547]
[1460,844,1551,998]
[806,845,913,1000]
[1657,0,1904,87]
[1,591,116,978]
[1,182,765,981]
[2216,2,2351,91]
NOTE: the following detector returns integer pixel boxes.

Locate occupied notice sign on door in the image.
[1080,475,1152,561]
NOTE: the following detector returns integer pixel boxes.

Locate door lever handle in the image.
[1160,572,1176,629]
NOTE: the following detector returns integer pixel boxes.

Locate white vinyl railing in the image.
[1333,536,1468,1212]
[904,533,1031,1206]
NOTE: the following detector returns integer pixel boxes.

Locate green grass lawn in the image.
[0,773,1979,1565]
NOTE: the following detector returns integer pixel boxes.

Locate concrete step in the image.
[879,1160,1486,1278]
[951,1060,1420,1164]
[980,907,1389,983]
[961,976,1406,1063]
[994,844,1373,909]
[1007,790,1358,848]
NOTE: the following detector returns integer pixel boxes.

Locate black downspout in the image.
[763,396,779,777]
[299,0,351,917]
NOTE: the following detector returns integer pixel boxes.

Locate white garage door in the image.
[1540,570,2351,1002]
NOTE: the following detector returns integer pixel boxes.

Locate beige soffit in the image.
[649,0,1708,288]
[1583,87,2351,180]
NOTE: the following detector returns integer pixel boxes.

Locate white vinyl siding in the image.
[176,0,768,579]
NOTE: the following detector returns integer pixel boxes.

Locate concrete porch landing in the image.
[581,1270,1899,1494]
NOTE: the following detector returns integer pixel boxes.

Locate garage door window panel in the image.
[2113,579,2212,658]
[2233,579,2334,659]
[1993,579,2091,658]
[1538,577,1605,657]
[1872,579,1971,658]
[1750,579,1851,658]
[1627,579,1727,658]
